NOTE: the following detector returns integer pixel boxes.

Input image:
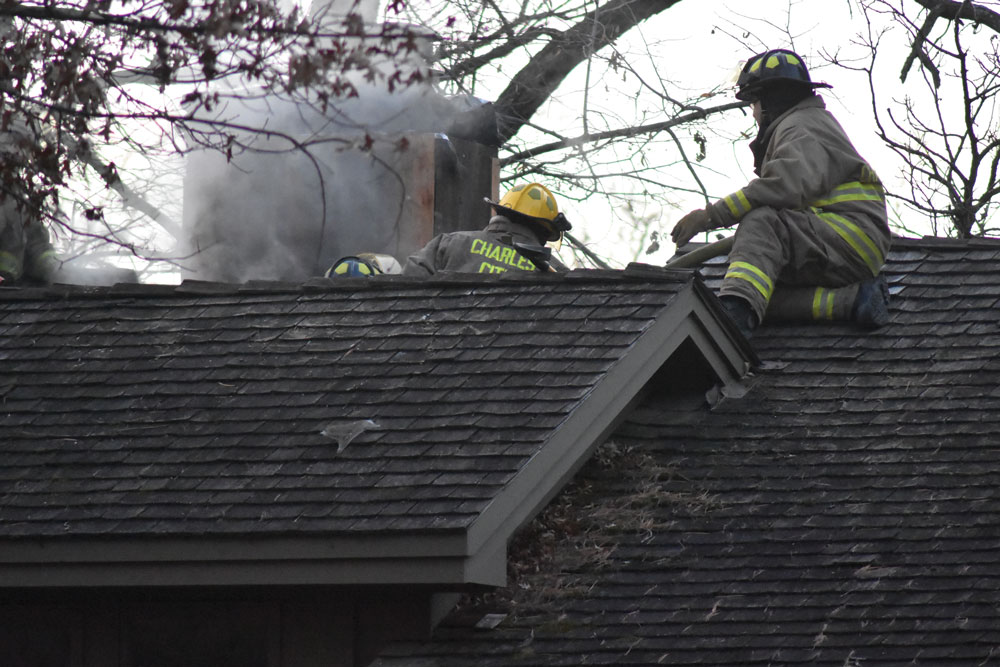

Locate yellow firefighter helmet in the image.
[485,182,572,243]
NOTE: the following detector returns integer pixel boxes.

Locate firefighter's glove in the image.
[671,208,712,247]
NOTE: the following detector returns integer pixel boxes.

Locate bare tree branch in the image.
[854,0,1000,237]
[492,0,686,142]
[908,0,1000,32]
[900,4,942,84]
[500,101,747,165]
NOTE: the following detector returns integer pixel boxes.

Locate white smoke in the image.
[181,7,480,283]
[308,0,380,26]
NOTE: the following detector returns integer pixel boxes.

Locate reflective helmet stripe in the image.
[736,48,830,101]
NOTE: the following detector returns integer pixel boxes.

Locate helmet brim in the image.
[484,197,572,238]
[737,79,832,102]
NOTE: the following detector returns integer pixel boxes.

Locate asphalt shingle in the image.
[0,270,693,540]
[375,237,1000,666]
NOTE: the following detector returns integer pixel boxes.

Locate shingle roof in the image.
[0,268,750,587]
[374,237,1000,666]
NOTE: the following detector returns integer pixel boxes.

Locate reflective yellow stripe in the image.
[810,181,885,207]
[817,211,884,277]
[812,287,834,320]
[737,190,751,213]
[722,189,752,219]
[729,261,774,292]
[725,261,773,300]
[726,268,771,300]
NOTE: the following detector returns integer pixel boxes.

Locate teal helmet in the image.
[326,256,380,278]
[325,253,402,278]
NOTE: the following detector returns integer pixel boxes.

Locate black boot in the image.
[719,296,758,339]
[852,274,890,329]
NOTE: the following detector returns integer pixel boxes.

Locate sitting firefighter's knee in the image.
[737,206,784,232]
[733,206,792,253]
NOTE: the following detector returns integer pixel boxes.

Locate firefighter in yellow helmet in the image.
[671,48,891,338]
[402,182,571,276]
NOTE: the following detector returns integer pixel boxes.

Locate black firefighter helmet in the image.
[735,48,832,102]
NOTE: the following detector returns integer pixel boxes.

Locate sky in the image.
[526,0,930,268]
[58,0,973,280]
[371,0,936,269]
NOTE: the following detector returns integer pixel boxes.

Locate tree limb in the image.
[492,0,685,143]
[564,230,612,269]
[908,0,1000,33]
[901,5,942,84]
[441,25,563,80]
[499,100,747,166]
[0,2,415,40]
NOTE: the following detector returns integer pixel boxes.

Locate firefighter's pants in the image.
[720,206,889,324]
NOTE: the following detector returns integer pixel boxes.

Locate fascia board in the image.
[463,280,754,583]
[0,532,503,588]
[0,532,469,564]
[0,555,478,588]
[690,277,760,373]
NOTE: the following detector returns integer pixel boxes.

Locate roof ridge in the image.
[893,235,1000,248]
[0,268,697,301]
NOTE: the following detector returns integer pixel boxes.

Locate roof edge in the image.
[463,279,754,583]
[0,532,500,588]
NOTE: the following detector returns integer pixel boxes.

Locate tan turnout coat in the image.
[707,95,891,323]
[402,217,564,276]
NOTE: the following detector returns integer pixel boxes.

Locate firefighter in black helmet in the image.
[735,48,830,100]
[671,48,891,337]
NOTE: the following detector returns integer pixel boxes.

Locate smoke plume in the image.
[181,7,487,283]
